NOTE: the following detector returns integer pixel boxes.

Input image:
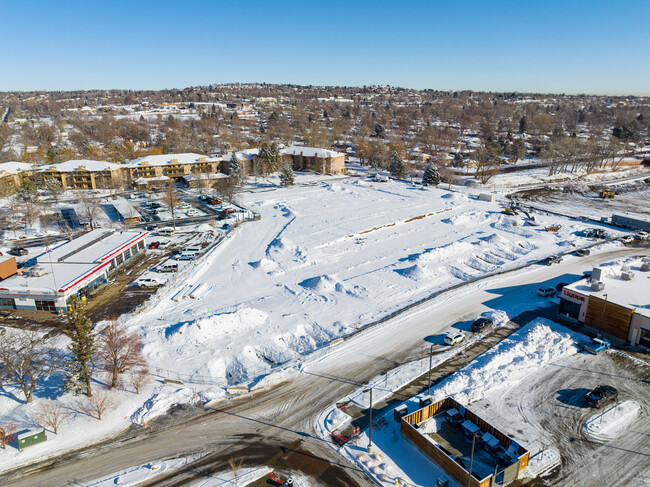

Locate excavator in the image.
[600,191,615,199]
[503,203,537,223]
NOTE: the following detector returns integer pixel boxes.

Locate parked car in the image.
[537,286,556,297]
[444,330,466,346]
[137,278,163,288]
[619,235,634,244]
[573,249,590,257]
[582,338,611,355]
[471,318,493,333]
[157,261,178,273]
[585,385,618,408]
[10,247,28,256]
[634,231,650,241]
[541,255,562,266]
[211,199,223,205]
[222,208,236,214]
[148,241,160,249]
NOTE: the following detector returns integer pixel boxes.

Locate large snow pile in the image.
[429,318,580,404]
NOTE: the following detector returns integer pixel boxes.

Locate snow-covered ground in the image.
[583,400,640,442]
[125,179,608,394]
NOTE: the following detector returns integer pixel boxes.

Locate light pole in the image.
[427,344,435,396]
[467,432,479,487]
[598,293,608,337]
[363,387,373,453]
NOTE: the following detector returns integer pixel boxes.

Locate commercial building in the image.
[0,229,147,312]
[281,146,346,174]
[0,162,36,195]
[559,258,650,348]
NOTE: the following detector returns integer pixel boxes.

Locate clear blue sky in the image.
[2,0,649,95]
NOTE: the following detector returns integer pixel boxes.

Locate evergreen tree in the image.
[279,164,295,187]
[452,152,464,168]
[388,151,406,179]
[518,116,527,134]
[258,142,281,174]
[63,296,96,397]
[229,153,244,185]
[422,163,440,187]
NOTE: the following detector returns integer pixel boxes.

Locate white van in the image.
[181,246,201,254]
[157,227,175,236]
[157,261,178,273]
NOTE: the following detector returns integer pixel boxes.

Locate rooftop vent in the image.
[621,271,635,281]
[621,265,631,272]
[641,263,650,272]
[591,281,605,291]
[30,267,47,277]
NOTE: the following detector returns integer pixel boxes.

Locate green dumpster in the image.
[17,429,47,450]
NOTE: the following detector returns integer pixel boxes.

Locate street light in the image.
[598,293,608,337]
[363,387,373,453]
[467,432,479,487]
[427,344,435,396]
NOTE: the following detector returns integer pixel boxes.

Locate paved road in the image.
[1,247,646,487]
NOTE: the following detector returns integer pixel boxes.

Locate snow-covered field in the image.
[125,179,608,393]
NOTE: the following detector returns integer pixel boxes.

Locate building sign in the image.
[562,289,586,304]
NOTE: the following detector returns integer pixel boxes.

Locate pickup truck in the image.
[583,338,611,354]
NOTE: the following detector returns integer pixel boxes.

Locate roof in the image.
[0,229,148,296]
[216,148,259,162]
[182,173,228,181]
[563,258,650,319]
[40,160,121,172]
[0,161,36,174]
[135,175,170,183]
[125,153,218,167]
[281,146,345,158]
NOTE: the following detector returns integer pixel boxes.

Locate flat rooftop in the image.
[564,258,650,318]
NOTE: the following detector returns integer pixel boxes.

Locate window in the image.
[640,328,650,349]
[0,297,16,309]
[35,300,56,312]
[138,240,144,250]
[559,298,581,320]
[115,253,124,266]
[124,248,132,260]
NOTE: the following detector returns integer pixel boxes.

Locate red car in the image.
[223,208,236,214]
[148,241,160,249]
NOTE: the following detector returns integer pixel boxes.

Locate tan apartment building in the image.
[124,153,225,182]
[0,162,36,195]
[40,160,125,190]
[280,146,346,174]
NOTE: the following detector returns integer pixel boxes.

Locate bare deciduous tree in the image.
[128,368,151,394]
[80,390,116,420]
[0,331,60,403]
[96,321,146,389]
[35,400,70,434]
[0,424,17,449]
[228,457,244,486]
[79,193,101,229]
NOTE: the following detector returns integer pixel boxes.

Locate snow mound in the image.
[395,264,432,280]
[130,386,207,424]
[169,308,269,343]
[442,211,487,226]
[442,192,469,202]
[249,258,278,272]
[197,223,214,232]
[584,401,640,442]
[415,241,475,263]
[299,275,337,293]
[430,318,579,405]
[326,407,352,433]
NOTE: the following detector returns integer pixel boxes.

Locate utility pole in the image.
[467,433,478,487]
[427,344,435,395]
[598,293,608,337]
[363,387,373,453]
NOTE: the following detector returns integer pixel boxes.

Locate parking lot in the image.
[471,349,650,486]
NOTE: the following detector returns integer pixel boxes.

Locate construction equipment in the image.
[502,207,518,216]
[545,224,562,232]
[511,203,536,221]
[600,191,615,199]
